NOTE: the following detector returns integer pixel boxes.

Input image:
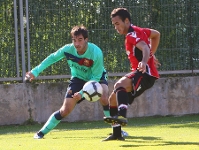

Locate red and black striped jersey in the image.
[125,24,159,78]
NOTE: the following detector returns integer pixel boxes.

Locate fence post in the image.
[14,0,20,77]
[19,0,26,81]
[187,0,194,74]
[25,0,31,71]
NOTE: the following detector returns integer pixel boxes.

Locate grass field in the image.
[0,114,199,150]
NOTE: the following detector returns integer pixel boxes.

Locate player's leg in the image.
[34,77,85,139]
[104,70,150,125]
[98,71,110,117]
[114,72,157,122]
[128,73,157,105]
[99,83,110,117]
[34,97,77,139]
[99,77,128,141]
[103,72,157,140]
[104,75,132,126]
[102,91,125,141]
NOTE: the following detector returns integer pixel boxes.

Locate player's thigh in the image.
[128,73,156,104]
[65,77,85,98]
[114,76,133,92]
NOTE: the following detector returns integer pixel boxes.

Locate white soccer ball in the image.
[82,81,103,102]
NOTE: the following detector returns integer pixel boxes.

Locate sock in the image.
[110,106,118,116]
[112,124,122,137]
[116,87,128,117]
[40,110,63,135]
[103,104,110,117]
[110,106,121,137]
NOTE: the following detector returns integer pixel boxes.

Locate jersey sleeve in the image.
[143,28,151,38]
[31,45,68,77]
[126,28,151,50]
[90,49,104,82]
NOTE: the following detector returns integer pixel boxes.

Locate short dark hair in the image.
[70,25,88,39]
[111,8,131,22]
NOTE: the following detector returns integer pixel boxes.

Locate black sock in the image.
[116,87,128,117]
[54,110,63,120]
[113,125,122,137]
[110,106,118,116]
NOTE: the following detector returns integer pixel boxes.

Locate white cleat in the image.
[33,132,44,139]
[121,130,129,137]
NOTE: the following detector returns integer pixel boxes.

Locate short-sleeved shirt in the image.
[31,42,106,82]
[125,24,159,78]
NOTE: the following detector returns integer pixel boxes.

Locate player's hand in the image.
[25,72,35,82]
[72,92,82,101]
[137,61,147,73]
[153,55,161,68]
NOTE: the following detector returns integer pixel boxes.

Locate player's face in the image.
[111,16,129,35]
[72,34,88,55]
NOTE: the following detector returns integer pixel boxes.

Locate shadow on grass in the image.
[0,120,110,135]
[0,114,199,135]
[119,140,199,148]
[118,136,199,148]
[169,123,199,129]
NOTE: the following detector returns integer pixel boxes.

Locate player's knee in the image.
[99,94,109,105]
[60,107,72,117]
[113,86,126,94]
[114,82,123,90]
[108,92,118,106]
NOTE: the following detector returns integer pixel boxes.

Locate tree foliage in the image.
[1,0,199,78]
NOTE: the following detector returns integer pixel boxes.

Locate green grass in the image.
[0,114,199,150]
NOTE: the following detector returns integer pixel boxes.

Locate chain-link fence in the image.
[1,0,199,82]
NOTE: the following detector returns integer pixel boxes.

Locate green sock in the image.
[40,113,61,135]
[103,110,110,117]
[103,105,110,117]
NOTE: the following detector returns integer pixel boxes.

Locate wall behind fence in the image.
[0,76,198,125]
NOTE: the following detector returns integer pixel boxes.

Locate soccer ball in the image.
[82,81,103,102]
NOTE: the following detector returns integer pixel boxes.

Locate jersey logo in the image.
[78,58,93,67]
[136,85,141,92]
[64,52,93,67]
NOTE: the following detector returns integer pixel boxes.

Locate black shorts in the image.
[65,71,108,103]
[125,70,157,104]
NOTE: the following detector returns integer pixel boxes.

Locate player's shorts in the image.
[125,70,157,105]
[65,71,108,103]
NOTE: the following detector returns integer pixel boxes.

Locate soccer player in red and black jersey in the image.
[103,8,161,141]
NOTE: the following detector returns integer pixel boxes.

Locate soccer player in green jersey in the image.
[26,25,110,139]
[26,25,128,139]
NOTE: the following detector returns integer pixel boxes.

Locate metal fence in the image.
[1,0,199,83]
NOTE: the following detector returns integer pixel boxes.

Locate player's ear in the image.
[124,18,129,24]
[85,38,88,42]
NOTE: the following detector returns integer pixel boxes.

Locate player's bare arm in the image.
[136,41,150,73]
[149,29,161,68]
[149,29,160,54]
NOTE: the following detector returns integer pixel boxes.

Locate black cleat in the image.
[102,134,125,141]
[104,115,128,126]
[108,130,129,137]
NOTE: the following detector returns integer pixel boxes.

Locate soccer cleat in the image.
[104,115,128,126]
[102,134,125,141]
[108,130,129,137]
[121,130,129,137]
[33,131,44,139]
